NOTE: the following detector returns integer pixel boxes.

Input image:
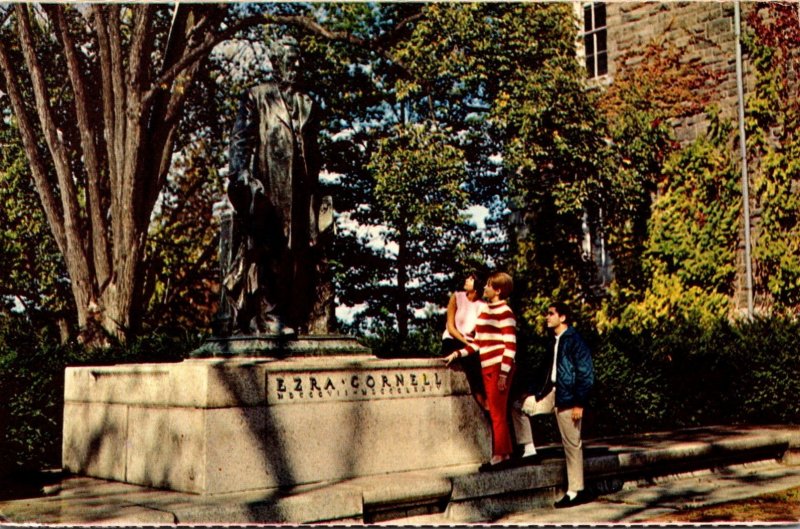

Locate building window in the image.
[583,2,607,78]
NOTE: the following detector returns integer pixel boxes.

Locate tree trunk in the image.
[9,5,97,333]
[0,5,225,344]
[397,217,409,342]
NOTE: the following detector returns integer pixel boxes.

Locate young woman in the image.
[440,273,487,408]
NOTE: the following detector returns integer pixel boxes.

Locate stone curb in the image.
[365,426,800,523]
[1,425,797,524]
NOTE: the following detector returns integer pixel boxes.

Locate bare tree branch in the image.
[144,8,426,106]
[92,5,121,266]
[375,10,425,47]
[128,5,155,96]
[107,5,129,251]
[139,5,227,228]
[15,6,84,254]
[0,7,12,28]
[126,6,158,242]
[162,8,219,124]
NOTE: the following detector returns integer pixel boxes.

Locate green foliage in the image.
[363,323,442,359]
[613,121,740,331]
[744,5,800,309]
[649,127,739,288]
[300,5,492,336]
[598,39,721,321]
[367,121,476,336]
[590,316,800,437]
[370,122,470,233]
[393,3,609,326]
[0,65,72,323]
[487,4,607,324]
[301,4,616,337]
[144,140,226,332]
[0,312,200,477]
[0,316,78,476]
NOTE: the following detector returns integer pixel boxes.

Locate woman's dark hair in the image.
[464,271,484,297]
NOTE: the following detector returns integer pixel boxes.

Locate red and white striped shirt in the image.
[457,300,517,373]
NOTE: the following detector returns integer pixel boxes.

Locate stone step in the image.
[1,425,797,524]
[368,426,798,523]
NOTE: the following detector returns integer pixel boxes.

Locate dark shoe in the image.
[554,490,593,508]
[516,453,542,466]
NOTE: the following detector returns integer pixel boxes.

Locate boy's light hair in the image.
[488,272,513,300]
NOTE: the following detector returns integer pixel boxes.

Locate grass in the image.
[647,486,800,523]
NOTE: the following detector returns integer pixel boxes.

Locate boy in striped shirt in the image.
[444,272,516,469]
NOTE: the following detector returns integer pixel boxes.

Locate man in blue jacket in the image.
[545,301,595,508]
[512,301,595,507]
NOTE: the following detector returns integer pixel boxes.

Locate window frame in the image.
[582,1,608,79]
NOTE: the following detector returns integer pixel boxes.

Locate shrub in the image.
[0,315,80,476]
[0,313,202,478]
[589,315,800,438]
[508,314,800,440]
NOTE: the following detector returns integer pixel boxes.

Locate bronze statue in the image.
[222,36,334,336]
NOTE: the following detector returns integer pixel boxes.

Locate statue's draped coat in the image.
[224,81,332,334]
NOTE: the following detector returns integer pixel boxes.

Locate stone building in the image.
[578,1,757,312]
[584,1,744,140]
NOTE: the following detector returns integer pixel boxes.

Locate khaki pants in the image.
[511,388,584,492]
[511,388,554,444]
[556,406,584,492]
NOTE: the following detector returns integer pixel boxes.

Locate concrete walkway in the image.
[0,424,798,525]
[394,460,800,524]
[500,460,800,524]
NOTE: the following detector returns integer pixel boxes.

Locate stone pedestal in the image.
[62,355,489,495]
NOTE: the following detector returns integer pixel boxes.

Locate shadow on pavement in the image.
[0,470,63,502]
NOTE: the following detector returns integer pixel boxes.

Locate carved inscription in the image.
[268,369,445,404]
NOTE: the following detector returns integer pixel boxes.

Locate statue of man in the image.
[223,36,334,336]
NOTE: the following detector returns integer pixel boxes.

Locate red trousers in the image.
[482,364,514,457]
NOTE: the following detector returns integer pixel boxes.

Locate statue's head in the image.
[268,35,301,86]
